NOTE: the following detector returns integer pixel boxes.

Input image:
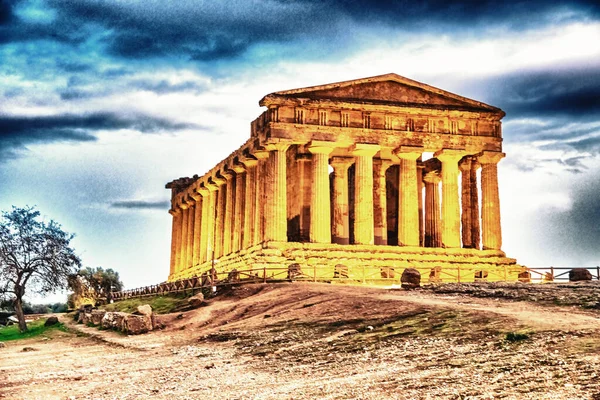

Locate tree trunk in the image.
[14,296,28,332]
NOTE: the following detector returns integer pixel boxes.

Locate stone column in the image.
[479,151,505,250]
[168,208,182,276]
[185,197,195,268]
[298,154,312,241]
[417,165,425,247]
[373,159,393,245]
[308,141,335,243]
[435,149,464,248]
[241,158,258,249]
[395,147,422,247]
[213,176,227,258]
[178,201,190,270]
[470,159,481,250]
[231,164,246,252]
[222,171,235,256]
[196,186,211,264]
[253,150,270,245]
[265,144,290,242]
[205,183,219,262]
[352,144,380,245]
[330,157,354,245]
[423,171,441,248]
[190,192,202,267]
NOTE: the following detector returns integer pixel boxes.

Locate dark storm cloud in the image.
[0,112,199,161]
[109,200,170,210]
[129,79,208,95]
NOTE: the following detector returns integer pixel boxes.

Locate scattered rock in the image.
[0,342,6,349]
[187,293,205,308]
[287,263,303,279]
[401,268,421,289]
[101,312,126,330]
[123,314,152,335]
[90,310,106,326]
[176,313,185,319]
[21,347,37,352]
[569,268,592,282]
[44,316,59,326]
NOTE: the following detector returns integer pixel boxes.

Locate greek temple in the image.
[165,73,521,283]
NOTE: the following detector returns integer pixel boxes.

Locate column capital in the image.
[373,158,394,171]
[423,171,441,184]
[307,140,336,155]
[253,149,270,160]
[478,151,505,165]
[168,208,181,216]
[393,146,423,160]
[240,156,258,168]
[205,182,219,192]
[265,142,292,152]
[351,143,380,157]
[330,156,354,171]
[435,149,465,163]
[231,163,246,173]
[212,175,227,186]
[189,192,201,202]
[184,196,196,207]
[458,156,473,172]
[196,185,210,196]
[178,202,189,210]
[221,170,234,180]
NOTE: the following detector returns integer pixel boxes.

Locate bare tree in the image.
[0,206,80,332]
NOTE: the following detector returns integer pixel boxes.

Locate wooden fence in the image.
[111,265,600,301]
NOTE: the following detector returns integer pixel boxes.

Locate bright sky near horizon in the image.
[1,0,599,303]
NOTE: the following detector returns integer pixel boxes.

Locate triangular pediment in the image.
[260,73,501,113]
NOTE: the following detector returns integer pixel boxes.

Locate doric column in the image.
[196,186,211,264]
[213,175,227,258]
[423,171,441,248]
[231,163,246,252]
[265,143,290,242]
[479,151,505,250]
[241,157,258,249]
[253,150,270,245]
[168,208,182,277]
[298,154,312,241]
[308,141,335,243]
[373,159,393,245]
[205,182,219,262]
[352,143,380,245]
[395,146,422,246]
[330,157,354,245]
[185,197,195,268]
[222,171,235,256]
[189,192,202,267]
[418,165,424,247]
[178,201,190,270]
[435,149,464,248]
[471,159,481,250]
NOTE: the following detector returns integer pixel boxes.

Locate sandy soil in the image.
[1,282,600,399]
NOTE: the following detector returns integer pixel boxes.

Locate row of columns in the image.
[169,142,505,276]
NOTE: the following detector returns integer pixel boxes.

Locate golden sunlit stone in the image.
[165,73,521,283]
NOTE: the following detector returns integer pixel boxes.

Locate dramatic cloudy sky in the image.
[1,0,599,299]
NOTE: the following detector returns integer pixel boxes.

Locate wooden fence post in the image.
[597,266,599,280]
[313,264,317,282]
[550,266,554,281]
[263,266,267,283]
[362,265,365,284]
[457,265,461,283]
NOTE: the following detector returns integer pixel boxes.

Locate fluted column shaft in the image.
[423,172,441,247]
[205,184,218,261]
[373,159,393,245]
[213,177,227,258]
[470,160,481,249]
[331,157,354,245]
[241,159,257,249]
[179,202,190,271]
[197,187,210,264]
[479,151,505,250]
[190,193,202,266]
[223,172,235,255]
[396,148,422,246]
[265,144,290,242]
[308,143,334,243]
[459,157,481,249]
[232,165,246,252]
[254,151,270,245]
[169,209,182,276]
[436,150,464,248]
[185,199,195,268]
[352,144,380,245]
[418,166,424,246]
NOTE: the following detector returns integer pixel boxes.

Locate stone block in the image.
[569,268,593,282]
[123,314,152,335]
[401,268,421,289]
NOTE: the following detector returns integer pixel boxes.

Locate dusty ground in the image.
[1,282,600,399]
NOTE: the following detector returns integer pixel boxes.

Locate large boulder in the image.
[134,305,154,330]
[187,293,205,308]
[123,314,152,335]
[101,312,126,330]
[44,316,59,326]
[90,310,106,326]
[81,312,92,325]
[569,268,593,282]
[401,268,421,289]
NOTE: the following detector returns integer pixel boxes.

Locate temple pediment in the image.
[261,73,501,113]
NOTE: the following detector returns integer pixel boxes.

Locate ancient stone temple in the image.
[166,73,522,283]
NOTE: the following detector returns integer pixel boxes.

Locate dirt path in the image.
[2,282,600,399]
